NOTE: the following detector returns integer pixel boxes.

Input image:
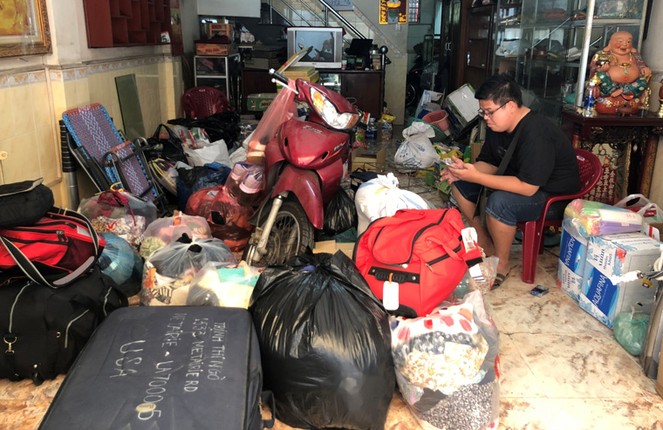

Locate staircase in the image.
[261,0,404,56]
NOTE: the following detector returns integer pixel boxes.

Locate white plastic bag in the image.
[355,172,430,234]
[394,122,440,170]
[184,139,232,167]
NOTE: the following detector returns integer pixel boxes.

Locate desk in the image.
[560,109,663,203]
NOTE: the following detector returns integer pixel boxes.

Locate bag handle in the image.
[153,123,181,142]
[0,208,101,288]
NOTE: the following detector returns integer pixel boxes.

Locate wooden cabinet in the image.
[241,68,385,118]
[560,110,663,203]
[463,4,496,90]
[319,69,385,118]
[83,0,171,48]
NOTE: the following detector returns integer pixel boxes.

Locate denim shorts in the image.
[453,180,548,227]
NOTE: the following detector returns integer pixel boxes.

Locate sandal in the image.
[492,272,510,289]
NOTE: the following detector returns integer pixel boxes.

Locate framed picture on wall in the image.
[0,0,51,57]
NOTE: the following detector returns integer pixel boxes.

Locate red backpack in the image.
[353,208,481,317]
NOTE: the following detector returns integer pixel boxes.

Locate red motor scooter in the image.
[243,67,360,266]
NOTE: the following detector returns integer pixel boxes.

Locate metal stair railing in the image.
[266,0,366,39]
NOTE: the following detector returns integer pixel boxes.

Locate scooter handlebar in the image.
[269,68,289,86]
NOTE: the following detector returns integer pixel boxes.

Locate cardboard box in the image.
[557,220,589,302]
[195,42,234,56]
[578,232,660,328]
[206,23,234,40]
[351,147,386,172]
[313,240,355,259]
[246,93,277,112]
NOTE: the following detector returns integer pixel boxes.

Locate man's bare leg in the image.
[486,215,517,275]
[451,186,495,256]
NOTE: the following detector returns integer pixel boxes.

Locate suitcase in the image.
[40,306,273,430]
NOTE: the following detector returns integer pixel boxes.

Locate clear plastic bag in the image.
[613,310,650,356]
[78,190,158,247]
[187,261,261,309]
[141,236,236,306]
[139,212,212,259]
[391,290,500,430]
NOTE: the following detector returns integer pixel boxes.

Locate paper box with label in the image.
[557,219,588,302]
[579,232,660,328]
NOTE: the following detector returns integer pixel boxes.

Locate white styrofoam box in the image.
[557,220,589,302]
[579,232,660,328]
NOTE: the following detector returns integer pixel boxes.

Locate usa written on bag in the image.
[0,208,104,288]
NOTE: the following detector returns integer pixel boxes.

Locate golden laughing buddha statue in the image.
[589,31,652,115]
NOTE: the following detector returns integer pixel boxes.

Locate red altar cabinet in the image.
[560,109,663,204]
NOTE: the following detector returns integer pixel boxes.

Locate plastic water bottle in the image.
[583,81,597,117]
[366,118,378,141]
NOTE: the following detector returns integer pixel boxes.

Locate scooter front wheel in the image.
[244,200,315,266]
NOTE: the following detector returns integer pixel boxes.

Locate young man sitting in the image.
[440,74,580,287]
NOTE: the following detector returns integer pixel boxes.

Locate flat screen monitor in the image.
[286,27,344,69]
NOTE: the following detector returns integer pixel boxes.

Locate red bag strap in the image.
[0,207,101,288]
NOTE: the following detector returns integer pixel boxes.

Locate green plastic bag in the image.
[613,311,650,356]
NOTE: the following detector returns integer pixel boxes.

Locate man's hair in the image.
[475,73,523,107]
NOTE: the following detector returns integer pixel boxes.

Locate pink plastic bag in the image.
[246,80,297,161]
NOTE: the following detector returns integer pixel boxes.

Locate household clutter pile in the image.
[0,113,503,430]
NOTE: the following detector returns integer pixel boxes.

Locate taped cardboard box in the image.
[578,232,660,328]
[351,147,386,172]
[313,240,355,259]
[195,41,235,56]
[557,219,588,302]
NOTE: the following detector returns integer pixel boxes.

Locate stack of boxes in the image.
[195,23,235,56]
[558,200,661,328]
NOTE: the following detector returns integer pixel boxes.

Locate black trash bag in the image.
[323,187,357,235]
[168,112,241,151]
[249,251,395,430]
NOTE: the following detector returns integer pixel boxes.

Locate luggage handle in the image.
[0,208,101,289]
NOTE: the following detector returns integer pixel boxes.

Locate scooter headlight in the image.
[310,87,360,130]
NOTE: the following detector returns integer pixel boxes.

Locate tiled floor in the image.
[2,146,663,429]
[4,242,662,429]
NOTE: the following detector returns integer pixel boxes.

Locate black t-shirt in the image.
[476,111,581,195]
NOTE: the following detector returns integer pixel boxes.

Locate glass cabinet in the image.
[492,0,649,123]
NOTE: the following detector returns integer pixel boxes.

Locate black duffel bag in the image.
[0,265,129,385]
[145,123,187,163]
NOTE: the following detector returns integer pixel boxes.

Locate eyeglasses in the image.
[477,102,509,118]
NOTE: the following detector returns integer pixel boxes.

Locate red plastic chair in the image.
[182,86,232,119]
[517,148,602,283]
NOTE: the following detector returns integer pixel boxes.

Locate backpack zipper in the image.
[4,283,30,353]
[65,310,91,349]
